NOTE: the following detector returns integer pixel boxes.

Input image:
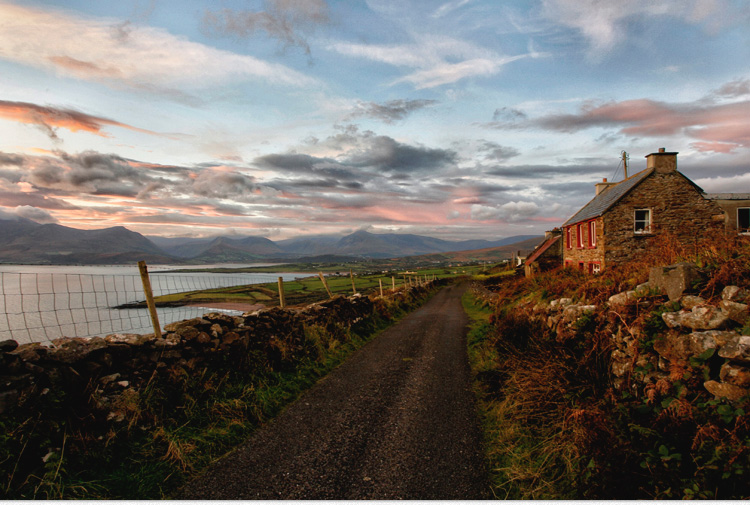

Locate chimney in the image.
[646,148,678,173]
[595,177,614,195]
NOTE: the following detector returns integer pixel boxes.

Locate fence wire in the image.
[0,270,282,345]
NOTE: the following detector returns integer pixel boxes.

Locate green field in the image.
[151,263,512,308]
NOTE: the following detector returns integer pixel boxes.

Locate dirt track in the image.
[176,283,490,500]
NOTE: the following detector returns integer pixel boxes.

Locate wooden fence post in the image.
[392,276,395,292]
[278,277,286,308]
[318,272,333,298]
[350,269,357,294]
[137,260,162,338]
[379,278,383,297]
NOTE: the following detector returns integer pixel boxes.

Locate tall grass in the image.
[469,232,750,499]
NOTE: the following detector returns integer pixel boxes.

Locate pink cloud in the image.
[533,98,750,151]
[0,100,160,140]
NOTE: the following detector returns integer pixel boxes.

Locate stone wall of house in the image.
[562,216,604,268]
[603,171,724,264]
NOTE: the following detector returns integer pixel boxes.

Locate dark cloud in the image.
[346,135,458,173]
[254,153,362,181]
[478,141,520,162]
[191,170,258,198]
[203,0,329,55]
[348,99,437,123]
[0,152,26,166]
[0,190,79,210]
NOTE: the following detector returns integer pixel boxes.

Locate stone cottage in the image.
[562,148,727,273]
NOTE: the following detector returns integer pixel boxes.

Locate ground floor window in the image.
[634,209,651,234]
[588,262,601,274]
[738,208,750,234]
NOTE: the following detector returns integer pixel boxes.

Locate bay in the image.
[0,264,311,345]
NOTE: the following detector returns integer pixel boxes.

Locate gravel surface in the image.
[176,283,491,500]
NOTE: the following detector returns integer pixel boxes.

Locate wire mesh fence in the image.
[0,268,291,345]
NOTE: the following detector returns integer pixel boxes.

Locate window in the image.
[588,262,601,274]
[566,227,572,249]
[588,220,597,247]
[577,223,584,248]
[738,208,750,234]
[578,262,585,271]
[634,209,651,234]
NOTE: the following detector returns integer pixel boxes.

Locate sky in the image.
[0,0,748,241]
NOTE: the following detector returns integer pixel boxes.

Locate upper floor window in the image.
[738,208,750,234]
[588,220,597,247]
[577,223,584,248]
[634,209,651,234]
[566,227,572,249]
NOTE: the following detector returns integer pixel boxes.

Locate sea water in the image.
[0,264,309,345]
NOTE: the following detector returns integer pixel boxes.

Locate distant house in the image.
[560,148,750,273]
[524,229,562,277]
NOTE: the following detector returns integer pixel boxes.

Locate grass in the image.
[462,290,580,499]
[147,265,493,309]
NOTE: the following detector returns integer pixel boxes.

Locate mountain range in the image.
[0,216,541,265]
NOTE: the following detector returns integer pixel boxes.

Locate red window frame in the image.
[588,220,596,248]
[565,227,572,249]
[576,223,584,248]
[588,261,601,274]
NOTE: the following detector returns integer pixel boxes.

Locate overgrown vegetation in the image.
[1,288,438,499]
[468,231,750,499]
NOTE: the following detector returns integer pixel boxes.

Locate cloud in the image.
[203,0,329,55]
[328,34,544,89]
[715,78,750,98]
[508,96,750,153]
[470,201,540,222]
[346,135,458,173]
[0,189,79,210]
[0,2,317,95]
[478,141,520,162]
[0,152,26,166]
[540,0,746,56]
[0,100,160,142]
[348,99,437,123]
[13,205,58,224]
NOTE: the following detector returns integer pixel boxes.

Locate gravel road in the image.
[176,283,490,500]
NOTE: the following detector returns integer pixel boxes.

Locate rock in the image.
[661,306,729,331]
[210,323,224,338]
[718,335,750,363]
[722,286,749,302]
[704,380,749,402]
[720,300,749,325]
[105,333,152,346]
[654,330,737,362]
[196,332,211,344]
[608,291,636,306]
[549,298,573,311]
[0,339,18,353]
[163,318,209,333]
[100,373,121,384]
[680,295,705,310]
[720,363,750,388]
[649,262,703,302]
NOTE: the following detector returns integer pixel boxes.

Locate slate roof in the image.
[525,235,560,264]
[563,168,653,226]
